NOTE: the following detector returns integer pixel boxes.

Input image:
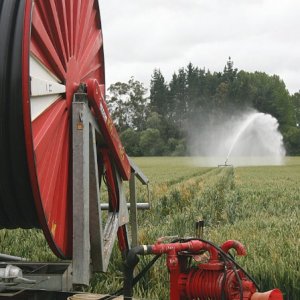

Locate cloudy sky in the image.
[99,0,300,94]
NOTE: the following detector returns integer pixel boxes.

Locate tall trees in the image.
[107,77,148,131]
[150,69,184,150]
[150,69,169,116]
[106,59,300,156]
[107,81,131,131]
[291,92,300,126]
[223,57,238,83]
[287,92,300,154]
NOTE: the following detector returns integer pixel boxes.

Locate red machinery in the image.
[0,0,135,292]
[150,239,282,300]
[0,0,131,259]
[124,239,283,300]
[0,0,284,299]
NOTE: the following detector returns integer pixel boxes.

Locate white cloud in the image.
[100,0,300,93]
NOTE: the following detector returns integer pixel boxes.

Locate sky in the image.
[99,0,300,94]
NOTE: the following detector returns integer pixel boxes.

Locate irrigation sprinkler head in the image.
[218,158,233,167]
[218,163,233,168]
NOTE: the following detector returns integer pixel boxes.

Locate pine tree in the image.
[223,57,238,83]
[150,69,169,116]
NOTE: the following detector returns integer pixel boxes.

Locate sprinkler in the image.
[218,158,233,167]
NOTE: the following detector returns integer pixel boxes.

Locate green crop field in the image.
[0,157,299,299]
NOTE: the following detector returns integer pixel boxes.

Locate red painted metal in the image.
[251,289,283,300]
[101,149,129,253]
[150,240,219,261]
[101,149,119,211]
[148,239,283,300]
[87,78,131,180]
[22,0,105,258]
[180,268,257,299]
[22,0,63,256]
[117,225,130,253]
[221,239,247,256]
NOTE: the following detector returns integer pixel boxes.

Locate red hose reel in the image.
[148,239,283,300]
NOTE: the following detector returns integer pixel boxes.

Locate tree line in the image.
[107,58,300,156]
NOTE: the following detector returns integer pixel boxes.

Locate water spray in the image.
[190,111,285,167]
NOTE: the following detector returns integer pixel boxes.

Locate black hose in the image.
[113,253,161,297]
[120,239,184,298]
[132,254,161,287]
[179,237,260,291]
[220,259,227,300]
[232,264,243,300]
[212,246,242,300]
[123,245,149,299]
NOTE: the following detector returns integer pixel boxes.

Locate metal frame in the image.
[72,92,149,284]
[0,93,149,297]
[128,158,149,247]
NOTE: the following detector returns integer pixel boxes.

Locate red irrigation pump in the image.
[123,239,283,300]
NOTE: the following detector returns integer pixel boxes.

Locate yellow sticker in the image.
[77,122,84,130]
[107,118,113,134]
[51,222,57,237]
[119,146,125,160]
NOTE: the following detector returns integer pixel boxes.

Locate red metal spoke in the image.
[73,0,82,57]
[39,131,64,211]
[31,7,66,80]
[34,119,67,217]
[30,42,63,82]
[32,100,66,163]
[75,0,94,58]
[117,226,130,253]
[34,0,70,64]
[77,9,97,60]
[40,0,68,68]
[34,1,55,44]
[37,112,68,212]
[55,0,71,60]
[29,89,70,255]
[81,62,102,82]
[79,30,103,76]
[51,126,70,251]
[66,0,74,57]
[42,125,68,218]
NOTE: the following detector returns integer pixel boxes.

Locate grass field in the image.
[0,157,299,299]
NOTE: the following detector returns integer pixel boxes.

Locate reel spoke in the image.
[0,0,111,258]
[27,0,105,257]
[30,54,66,120]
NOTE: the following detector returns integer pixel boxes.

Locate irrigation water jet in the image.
[223,112,285,166]
[189,110,286,167]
